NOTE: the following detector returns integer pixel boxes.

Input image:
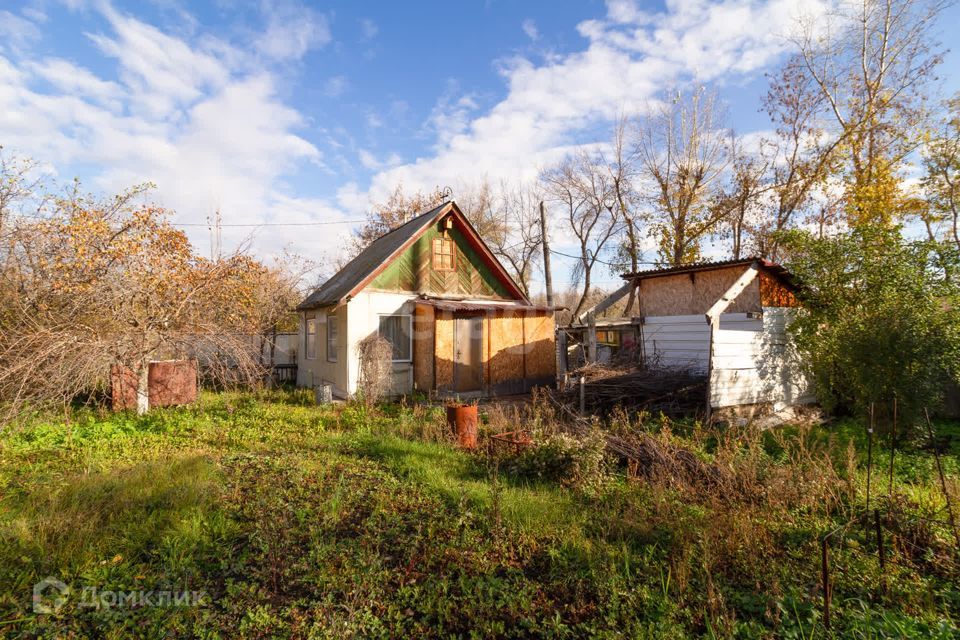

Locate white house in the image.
[296,201,556,399]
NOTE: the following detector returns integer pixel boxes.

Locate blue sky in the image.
[2,0,959,290]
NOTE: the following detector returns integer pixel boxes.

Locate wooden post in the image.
[579,376,586,415]
[874,509,886,569]
[888,397,897,502]
[821,537,831,630]
[586,312,597,363]
[540,200,554,309]
[556,329,568,388]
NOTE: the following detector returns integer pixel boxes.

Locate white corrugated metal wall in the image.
[641,310,814,409]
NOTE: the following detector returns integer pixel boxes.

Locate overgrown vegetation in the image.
[1,390,957,638]
[783,225,960,422]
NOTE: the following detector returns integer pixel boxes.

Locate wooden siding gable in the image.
[367,222,515,299]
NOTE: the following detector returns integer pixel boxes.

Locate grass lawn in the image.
[0,389,958,638]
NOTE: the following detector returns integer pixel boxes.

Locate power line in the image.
[177,219,366,228]
[548,247,659,268]
[9,212,366,228]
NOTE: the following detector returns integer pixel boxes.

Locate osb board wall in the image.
[434,310,455,389]
[368,222,514,299]
[426,309,556,393]
[638,265,761,316]
[413,304,435,391]
[524,312,556,378]
[487,311,525,385]
[759,271,799,307]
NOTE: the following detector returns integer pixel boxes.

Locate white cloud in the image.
[254,0,331,61]
[357,149,402,171]
[359,18,378,41]
[0,4,350,260]
[364,0,827,206]
[0,10,42,54]
[27,58,124,105]
[521,18,539,41]
[323,75,349,97]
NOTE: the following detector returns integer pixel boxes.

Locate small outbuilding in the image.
[297,201,556,399]
[561,258,814,416]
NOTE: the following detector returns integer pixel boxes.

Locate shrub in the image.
[500,431,609,492]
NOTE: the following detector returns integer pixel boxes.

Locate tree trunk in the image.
[135,361,150,415]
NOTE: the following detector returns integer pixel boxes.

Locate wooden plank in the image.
[706,263,759,319]
[576,282,633,322]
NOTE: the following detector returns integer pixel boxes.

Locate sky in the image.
[2,0,959,291]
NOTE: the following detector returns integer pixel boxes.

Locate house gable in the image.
[367,220,514,299]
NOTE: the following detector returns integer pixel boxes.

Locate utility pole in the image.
[540,200,553,308]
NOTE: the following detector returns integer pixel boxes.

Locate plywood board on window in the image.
[524,312,556,379]
[413,304,435,391]
[488,311,526,384]
[434,310,454,389]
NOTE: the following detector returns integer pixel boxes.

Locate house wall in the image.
[297,304,350,397]
[637,265,762,316]
[345,290,419,396]
[638,310,813,410]
[709,308,815,409]
[641,315,712,372]
[426,306,556,395]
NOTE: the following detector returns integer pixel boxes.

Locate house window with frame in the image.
[326,314,338,362]
[305,315,317,360]
[432,236,455,271]
[378,314,412,362]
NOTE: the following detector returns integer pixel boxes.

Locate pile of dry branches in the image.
[534,390,726,489]
[560,364,707,417]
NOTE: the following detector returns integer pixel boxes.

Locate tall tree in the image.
[923,94,960,251]
[542,150,620,319]
[713,135,770,260]
[791,0,948,226]
[0,177,296,418]
[602,115,644,312]
[759,60,843,257]
[348,184,446,260]
[637,87,731,266]
[488,180,544,295]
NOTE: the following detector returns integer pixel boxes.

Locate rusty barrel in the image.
[446,404,478,449]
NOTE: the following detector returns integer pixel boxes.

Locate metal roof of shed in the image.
[621,257,796,289]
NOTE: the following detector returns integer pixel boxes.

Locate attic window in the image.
[432,236,455,271]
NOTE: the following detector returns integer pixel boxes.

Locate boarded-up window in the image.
[379,314,412,362]
[305,316,317,360]
[327,315,338,362]
[433,237,455,271]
